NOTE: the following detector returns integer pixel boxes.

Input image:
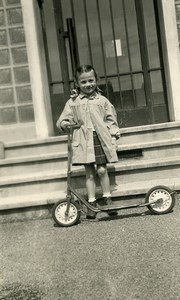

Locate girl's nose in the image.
[85,83,92,87]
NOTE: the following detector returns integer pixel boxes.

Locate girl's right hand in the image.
[61,120,71,130]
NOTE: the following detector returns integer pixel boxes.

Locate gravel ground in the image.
[1,198,180,300]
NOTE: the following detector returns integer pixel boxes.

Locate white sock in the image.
[88,197,96,203]
[103,192,111,198]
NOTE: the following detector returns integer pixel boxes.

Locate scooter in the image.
[52,125,176,227]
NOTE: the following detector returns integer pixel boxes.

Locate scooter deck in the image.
[96,202,149,211]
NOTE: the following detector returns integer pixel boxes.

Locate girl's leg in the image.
[84,164,96,202]
[97,164,117,215]
[96,164,111,196]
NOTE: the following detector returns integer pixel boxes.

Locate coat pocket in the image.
[72,130,80,147]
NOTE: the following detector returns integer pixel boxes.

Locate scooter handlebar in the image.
[66,123,81,130]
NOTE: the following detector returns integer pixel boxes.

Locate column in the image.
[158,0,180,121]
[21,0,54,137]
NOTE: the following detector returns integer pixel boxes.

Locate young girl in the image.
[56,65,121,218]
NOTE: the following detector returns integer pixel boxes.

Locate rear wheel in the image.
[52,199,80,227]
[145,185,175,215]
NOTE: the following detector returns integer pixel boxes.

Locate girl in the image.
[56,65,121,218]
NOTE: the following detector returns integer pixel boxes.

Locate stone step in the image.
[3,121,180,159]
[1,157,180,199]
[1,137,180,177]
[0,152,67,177]
[0,177,178,211]
[120,121,180,145]
[4,136,67,159]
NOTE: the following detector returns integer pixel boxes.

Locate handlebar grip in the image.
[66,123,81,130]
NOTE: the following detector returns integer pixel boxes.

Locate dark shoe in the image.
[104,197,118,216]
[104,197,113,206]
[86,202,97,219]
[86,213,96,219]
[107,211,118,216]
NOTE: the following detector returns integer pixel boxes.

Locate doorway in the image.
[41,0,169,132]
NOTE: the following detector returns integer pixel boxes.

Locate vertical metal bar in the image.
[84,0,93,65]
[67,18,78,76]
[53,0,70,98]
[70,0,80,68]
[96,0,109,98]
[109,0,123,107]
[122,0,136,107]
[135,0,154,123]
[153,0,169,121]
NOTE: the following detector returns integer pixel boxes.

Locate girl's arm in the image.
[56,100,74,132]
[104,99,121,139]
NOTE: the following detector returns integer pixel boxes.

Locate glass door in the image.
[41,0,169,131]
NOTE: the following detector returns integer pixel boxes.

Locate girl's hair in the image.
[74,65,98,82]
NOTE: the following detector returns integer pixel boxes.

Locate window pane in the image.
[18,105,34,122]
[124,0,142,71]
[150,71,165,105]
[0,107,16,124]
[0,88,14,105]
[121,75,133,108]
[0,49,10,66]
[74,0,91,66]
[86,1,105,76]
[0,30,7,46]
[99,0,117,76]
[0,68,11,85]
[16,86,32,103]
[143,0,160,68]
[6,0,21,5]
[134,74,146,107]
[0,10,5,26]
[11,47,27,64]
[14,66,30,83]
[43,0,62,82]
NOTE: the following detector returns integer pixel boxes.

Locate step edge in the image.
[0,191,66,210]
[1,156,180,186]
[0,178,179,210]
[2,138,180,165]
[0,152,67,165]
[4,121,180,149]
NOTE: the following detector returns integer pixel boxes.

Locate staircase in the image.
[1,121,180,222]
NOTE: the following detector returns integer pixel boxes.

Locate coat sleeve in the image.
[104,98,121,137]
[56,99,75,131]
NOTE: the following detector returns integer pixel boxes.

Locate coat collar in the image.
[79,92,100,100]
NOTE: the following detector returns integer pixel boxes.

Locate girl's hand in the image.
[111,136,118,151]
[115,131,121,139]
[61,120,71,130]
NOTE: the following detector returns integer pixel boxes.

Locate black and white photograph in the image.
[1,0,180,299]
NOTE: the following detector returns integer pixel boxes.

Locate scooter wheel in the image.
[52,199,80,227]
[145,185,175,215]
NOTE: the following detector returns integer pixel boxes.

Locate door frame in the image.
[37,0,180,132]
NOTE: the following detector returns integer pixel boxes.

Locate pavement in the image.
[1,198,180,300]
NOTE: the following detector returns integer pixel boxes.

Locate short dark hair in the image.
[74,65,98,82]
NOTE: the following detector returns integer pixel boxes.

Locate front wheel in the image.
[145,185,175,215]
[52,199,81,227]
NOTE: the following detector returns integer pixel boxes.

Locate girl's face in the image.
[77,70,97,96]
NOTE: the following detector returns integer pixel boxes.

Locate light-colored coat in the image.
[56,93,120,165]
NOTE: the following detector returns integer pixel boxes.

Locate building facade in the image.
[0,0,180,142]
